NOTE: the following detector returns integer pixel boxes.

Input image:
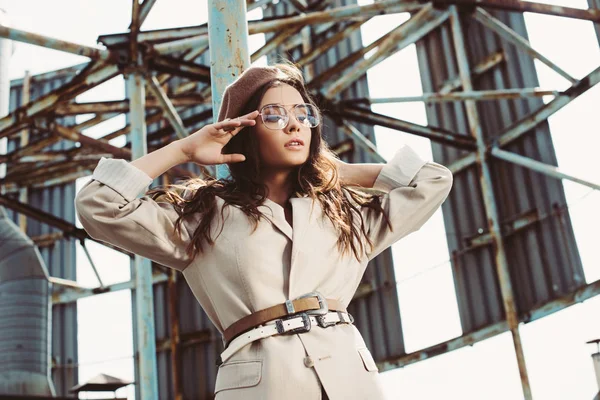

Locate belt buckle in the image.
[276,312,311,335]
[295,291,329,316]
[316,313,337,329]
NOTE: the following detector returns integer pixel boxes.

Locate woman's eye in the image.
[265,115,283,122]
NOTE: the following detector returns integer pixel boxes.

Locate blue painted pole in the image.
[208,0,251,179]
[127,68,160,400]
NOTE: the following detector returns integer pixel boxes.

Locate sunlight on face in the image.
[255,84,313,169]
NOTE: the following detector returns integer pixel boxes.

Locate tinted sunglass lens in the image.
[262,106,288,129]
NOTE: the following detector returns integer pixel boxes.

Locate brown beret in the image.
[217,65,290,123]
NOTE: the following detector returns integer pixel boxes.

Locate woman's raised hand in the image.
[176,110,259,166]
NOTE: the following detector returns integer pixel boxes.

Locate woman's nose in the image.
[285,115,301,132]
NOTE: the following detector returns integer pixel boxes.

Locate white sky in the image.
[1,0,599,399]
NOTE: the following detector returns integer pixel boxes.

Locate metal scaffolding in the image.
[1,0,599,399]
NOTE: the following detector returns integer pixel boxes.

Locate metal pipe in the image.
[18,71,31,232]
[473,7,576,84]
[490,146,600,190]
[55,96,203,115]
[333,104,476,149]
[344,88,560,104]
[449,6,533,399]
[250,0,423,34]
[446,63,600,175]
[296,20,367,67]
[431,0,600,23]
[145,74,189,139]
[153,0,424,56]
[137,0,158,28]
[126,63,159,400]
[380,278,600,371]
[439,50,505,93]
[336,120,386,163]
[0,25,113,61]
[80,242,105,288]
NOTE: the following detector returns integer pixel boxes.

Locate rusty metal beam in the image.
[52,269,169,306]
[0,192,133,257]
[439,50,506,93]
[0,25,115,61]
[431,0,600,23]
[380,278,600,370]
[144,0,424,55]
[296,19,367,67]
[491,146,600,190]
[447,63,600,175]
[324,5,450,98]
[55,96,205,115]
[473,7,576,84]
[136,0,158,28]
[329,115,386,163]
[145,74,189,139]
[148,55,211,82]
[0,63,120,138]
[326,102,476,149]
[342,88,561,105]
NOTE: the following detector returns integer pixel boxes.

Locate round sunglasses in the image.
[258,103,320,130]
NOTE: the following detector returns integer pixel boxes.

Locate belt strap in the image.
[223,296,346,344]
[218,311,353,366]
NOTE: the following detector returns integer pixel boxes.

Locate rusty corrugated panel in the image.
[415,8,585,333]
[8,66,83,396]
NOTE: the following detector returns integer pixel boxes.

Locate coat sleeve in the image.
[74,157,194,272]
[363,144,453,262]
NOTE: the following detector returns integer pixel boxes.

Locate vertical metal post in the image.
[0,9,10,196]
[207,0,251,179]
[18,71,30,232]
[127,67,159,400]
[448,6,533,399]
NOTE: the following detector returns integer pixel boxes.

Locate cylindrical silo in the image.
[0,207,57,396]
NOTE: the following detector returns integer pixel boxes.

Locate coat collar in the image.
[258,195,311,242]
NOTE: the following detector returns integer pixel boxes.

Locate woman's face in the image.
[254,84,313,170]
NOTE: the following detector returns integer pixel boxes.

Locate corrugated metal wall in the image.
[414,8,585,333]
[7,65,84,396]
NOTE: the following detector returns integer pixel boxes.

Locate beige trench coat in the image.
[74,144,453,400]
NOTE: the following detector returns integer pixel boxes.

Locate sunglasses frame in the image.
[257,103,321,130]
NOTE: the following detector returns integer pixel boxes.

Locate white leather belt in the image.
[218,310,354,365]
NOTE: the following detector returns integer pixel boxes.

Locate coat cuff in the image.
[91,157,154,202]
[372,145,428,192]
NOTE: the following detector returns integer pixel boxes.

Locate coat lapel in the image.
[260,195,317,299]
[257,199,293,241]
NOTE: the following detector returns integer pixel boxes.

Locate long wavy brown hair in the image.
[146,61,392,263]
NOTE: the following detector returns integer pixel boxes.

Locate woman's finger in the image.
[221,153,246,163]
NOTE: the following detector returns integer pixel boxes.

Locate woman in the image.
[75,61,453,400]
